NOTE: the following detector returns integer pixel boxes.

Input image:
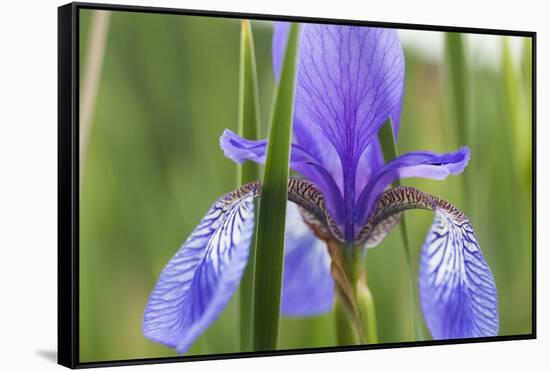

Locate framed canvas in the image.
[58,2,536,368]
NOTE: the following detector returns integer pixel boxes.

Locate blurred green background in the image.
[79,9,533,363]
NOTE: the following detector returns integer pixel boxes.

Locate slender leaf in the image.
[334,298,360,345]
[356,278,378,344]
[521,38,533,185]
[501,37,531,183]
[445,33,469,145]
[252,23,300,351]
[378,119,425,341]
[521,37,533,94]
[445,33,472,209]
[237,20,262,352]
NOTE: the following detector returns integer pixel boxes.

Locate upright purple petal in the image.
[282,203,334,316]
[355,147,470,229]
[273,23,404,140]
[355,139,385,200]
[274,24,404,240]
[273,23,346,223]
[419,209,499,339]
[142,191,256,354]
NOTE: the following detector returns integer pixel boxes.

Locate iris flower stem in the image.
[349,248,379,344]
[334,298,360,345]
[356,276,378,344]
[332,244,378,345]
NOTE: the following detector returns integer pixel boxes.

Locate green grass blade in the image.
[356,279,378,344]
[237,20,262,352]
[501,38,520,138]
[252,23,300,351]
[445,33,469,145]
[521,37,532,93]
[334,299,360,345]
[378,119,425,341]
[502,37,531,183]
[521,37,533,184]
[445,33,472,210]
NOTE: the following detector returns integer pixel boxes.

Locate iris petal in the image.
[360,186,499,339]
[420,210,499,339]
[272,22,404,141]
[355,147,470,228]
[142,190,256,354]
[220,129,345,223]
[281,203,334,316]
[273,23,405,240]
[355,139,385,199]
[273,23,342,184]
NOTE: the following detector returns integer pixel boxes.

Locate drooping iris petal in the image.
[281,203,334,316]
[419,209,499,339]
[142,190,256,354]
[355,147,470,228]
[220,129,344,223]
[361,186,499,339]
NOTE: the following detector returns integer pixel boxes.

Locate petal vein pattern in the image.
[359,186,499,339]
[420,210,499,339]
[142,187,257,354]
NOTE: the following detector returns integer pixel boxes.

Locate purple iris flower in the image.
[143,23,498,354]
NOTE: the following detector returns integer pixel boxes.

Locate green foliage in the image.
[378,119,425,341]
[237,20,262,352]
[251,23,300,352]
[444,33,472,211]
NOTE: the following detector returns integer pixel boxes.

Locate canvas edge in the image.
[58,3,79,369]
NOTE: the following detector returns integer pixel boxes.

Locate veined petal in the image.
[358,186,499,339]
[142,185,258,354]
[355,139,385,199]
[273,23,342,187]
[273,23,405,240]
[355,147,470,228]
[273,22,404,142]
[220,129,345,224]
[420,209,499,339]
[282,203,334,316]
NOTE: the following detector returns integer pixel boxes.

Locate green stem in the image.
[237,20,261,353]
[401,223,425,340]
[334,298,360,345]
[378,119,424,341]
[333,245,378,345]
[356,278,378,344]
[252,23,300,352]
[445,33,472,211]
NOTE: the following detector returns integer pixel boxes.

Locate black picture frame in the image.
[58,2,537,368]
